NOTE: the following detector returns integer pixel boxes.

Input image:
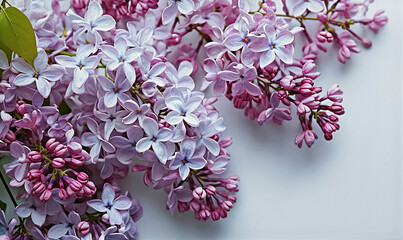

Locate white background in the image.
[121,1,403,239]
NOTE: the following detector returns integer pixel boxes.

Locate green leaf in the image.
[59,100,72,115]
[0,200,6,212]
[0,6,37,68]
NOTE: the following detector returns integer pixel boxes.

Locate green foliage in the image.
[0,6,37,68]
[0,200,6,212]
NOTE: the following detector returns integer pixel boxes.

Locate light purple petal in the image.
[87,199,107,212]
[113,196,132,210]
[48,224,69,239]
[187,157,206,170]
[136,137,152,152]
[102,183,115,204]
[93,15,116,31]
[178,164,190,180]
[202,137,220,156]
[13,74,35,86]
[152,141,168,163]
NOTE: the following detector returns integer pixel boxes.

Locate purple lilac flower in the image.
[257,93,292,125]
[165,94,202,127]
[87,183,132,225]
[55,44,99,90]
[100,226,128,240]
[110,125,144,162]
[136,117,173,163]
[162,0,195,25]
[166,186,193,214]
[47,211,81,239]
[15,198,47,227]
[122,100,150,125]
[219,64,261,96]
[292,0,324,17]
[194,117,225,156]
[11,49,65,98]
[170,138,206,180]
[249,24,294,67]
[98,68,131,108]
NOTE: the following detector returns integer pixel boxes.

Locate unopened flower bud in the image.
[178,201,189,213]
[193,187,206,200]
[27,169,41,180]
[52,158,65,168]
[33,182,46,194]
[77,221,90,235]
[189,200,201,212]
[40,189,52,202]
[205,185,216,195]
[3,130,16,144]
[77,172,89,183]
[211,210,220,221]
[54,144,68,157]
[361,38,372,48]
[27,151,42,163]
[58,189,68,200]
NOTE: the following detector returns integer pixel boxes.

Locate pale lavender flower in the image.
[55,44,99,90]
[219,64,261,96]
[257,93,292,125]
[0,50,9,70]
[98,69,131,108]
[191,8,224,29]
[139,58,166,86]
[170,138,206,180]
[136,117,173,163]
[249,24,294,67]
[166,186,193,214]
[110,126,144,162]
[165,61,195,90]
[101,38,141,84]
[162,0,195,25]
[94,103,128,139]
[81,118,116,162]
[47,211,80,239]
[295,129,318,148]
[165,94,202,127]
[11,49,65,98]
[15,198,47,227]
[194,117,225,156]
[87,183,132,225]
[0,111,12,139]
[100,226,128,240]
[67,1,116,50]
[292,0,324,17]
[122,100,150,125]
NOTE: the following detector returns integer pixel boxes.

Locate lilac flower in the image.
[191,9,224,29]
[166,186,193,214]
[0,50,9,70]
[139,58,166,86]
[170,138,206,180]
[11,49,65,98]
[87,183,132,225]
[0,111,12,139]
[15,198,47,227]
[257,93,292,125]
[136,117,173,163]
[98,69,131,108]
[165,95,202,127]
[100,226,128,240]
[292,0,324,17]
[122,100,150,125]
[194,117,225,156]
[47,211,80,239]
[67,1,116,50]
[55,44,99,90]
[165,61,195,90]
[249,24,294,67]
[295,130,318,148]
[101,38,142,84]
[219,64,261,96]
[110,126,144,162]
[223,17,263,66]
[81,118,116,162]
[162,0,195,25]
[94,104,128,140]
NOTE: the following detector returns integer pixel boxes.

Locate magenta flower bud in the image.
[324,132,333,141]
[77,221,90,235]
[199,209,211,221]
[166,33,182,46]
[227,195,237,203]
[192,187,206,200]
[178,201,189,213]
[211,134,219,141]
[54,144,68,157]
[52,158,65,168]
[69,179,82,192]
[47,140,60,153]
[219,136,232,149]
[221,200,233,211]
[77,172,89,183]
[3,130,16,144]
[330,103,344,115]
[189,200,201,212]
[329,115,338,122]
[58,189,68,200]
[83,181,96,196]
[15,101,27,115]
[27,169,42,180]
[27,151,42,163]
[33,182,46,195]
[219,209,227,218]
[40,189,52,203]
[102,213,110,224]
[205,185,216,195]
[361,38,372,48]
[317,13,328,23]
[211,210,220,221]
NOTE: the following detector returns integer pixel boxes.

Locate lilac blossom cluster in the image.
[152,0,386,148]
[0,0,240,239]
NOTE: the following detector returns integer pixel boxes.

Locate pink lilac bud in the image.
[299,83,313,96]
[280,76,295,90]
[166,33,182,46]
[102,214,110,224]
[199,209,211,221]
[317,31,333,43]
[3,130,16,144]
[317,13,328,23]
[227,195,237,203]
[54,144,68,157]
[83,181,96,196]
[178,201,189,213]
[77,172,89,183]
[46,138,59,152]
[52,158,65,168]
[189,200,201,212]
[58,189,68,200]
[219,136,232,149]
[27,151,42,163]
[33,182,46,195]
[40,189,52,203]
[69,179,82,193]
[192,187,206,200]
[211,210,220,221]
[221,200,233,211]
[361,38,372,48]
[330,103,344,115]
[16,101,27,115]
[205,185,216,195]
[329,115,338,122]
[27,169,42,180]
[77,221,90,235]
[219,209,227,218]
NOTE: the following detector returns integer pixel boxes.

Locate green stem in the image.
[0,170,17,207]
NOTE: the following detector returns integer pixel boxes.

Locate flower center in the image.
[34,72,39,78]
[137,109,141,113]
[79,64,83,70]
[182,158,188,164]
[152,137,156,142]
[181,112,185,116]
[119,58,124,63]
[244,37,249,43]
[114,87,118,93]
[270,44,275,49]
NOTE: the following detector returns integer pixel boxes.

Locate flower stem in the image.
[0,169,17,207]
